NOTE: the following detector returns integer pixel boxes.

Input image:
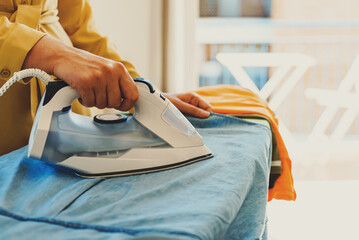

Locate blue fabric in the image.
[0,113,271,240]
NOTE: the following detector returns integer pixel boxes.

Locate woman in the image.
[0,0,212,155]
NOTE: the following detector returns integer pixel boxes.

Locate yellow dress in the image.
[0,0,140,155]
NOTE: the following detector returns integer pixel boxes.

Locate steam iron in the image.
[28,78,213,177]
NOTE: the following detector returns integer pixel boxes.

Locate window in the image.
[198,0,271,89]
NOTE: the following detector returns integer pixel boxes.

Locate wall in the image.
[271,0,359,20]
[89,0,163,88]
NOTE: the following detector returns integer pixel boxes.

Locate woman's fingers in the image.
[163,93,212,118]
[175,98,211,118]
[116,64,139,111]
[176,92,213,112]
[186,92,214,112]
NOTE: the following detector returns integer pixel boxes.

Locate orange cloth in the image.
[193,85,296,201]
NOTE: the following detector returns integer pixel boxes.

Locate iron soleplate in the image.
[74,153,213,178]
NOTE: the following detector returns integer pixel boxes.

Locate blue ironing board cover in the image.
[0,113,271,240]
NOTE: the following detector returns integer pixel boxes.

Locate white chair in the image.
[305,55,359,159]
[216,53,316,110]
[216,52,316,153]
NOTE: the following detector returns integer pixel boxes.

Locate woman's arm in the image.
[22,35,138,111]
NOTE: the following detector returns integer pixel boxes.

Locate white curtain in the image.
[162,0,200,92]
[90,0,199,92]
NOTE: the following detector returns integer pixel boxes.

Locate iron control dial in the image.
[94,113,127,124]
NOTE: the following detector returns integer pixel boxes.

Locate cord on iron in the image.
[0,69,53,97]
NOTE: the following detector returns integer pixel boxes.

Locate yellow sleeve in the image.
[57,0,140,77]
[0,16,45,81]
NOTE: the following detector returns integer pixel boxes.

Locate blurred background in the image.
[90,0,359,239]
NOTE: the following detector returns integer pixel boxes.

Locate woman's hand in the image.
[23,36,138,111]
[162,92,213,118]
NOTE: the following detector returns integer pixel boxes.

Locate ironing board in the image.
[0,113,272,240]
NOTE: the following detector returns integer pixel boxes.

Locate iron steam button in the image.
[94,113,127,124]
